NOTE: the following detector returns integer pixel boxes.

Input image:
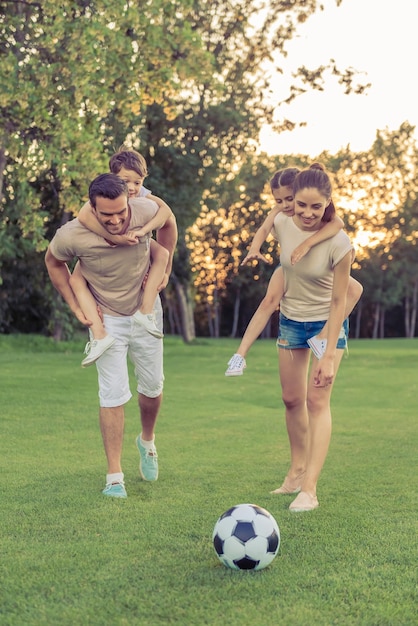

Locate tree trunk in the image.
[171,274,196,343]
[379,309,385,338]
[230,290,241,338]
[372,302,380,339]
[354,300,362,338]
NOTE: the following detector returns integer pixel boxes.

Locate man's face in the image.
[92,194,129,235]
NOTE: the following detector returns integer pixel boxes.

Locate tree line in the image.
[1,1,416,340]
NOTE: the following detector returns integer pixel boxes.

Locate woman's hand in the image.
[313,355,335,387]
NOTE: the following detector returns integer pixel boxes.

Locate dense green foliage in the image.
[0,2,417,339]
[1,336,417,625]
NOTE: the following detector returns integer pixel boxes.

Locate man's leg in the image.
[100,405,127,498]
[136,393,162,481]
[99,405,125,474]
[138,393,162,441]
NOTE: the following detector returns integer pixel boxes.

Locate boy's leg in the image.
[133,240,168,338]
[70,263,115,367]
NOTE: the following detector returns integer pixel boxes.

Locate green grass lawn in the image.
[1,335,417,625]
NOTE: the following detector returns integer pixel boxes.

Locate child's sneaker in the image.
[307,336,327,360]
[81,335,116,367]
[225,354,246,376]
[133,311,163,339]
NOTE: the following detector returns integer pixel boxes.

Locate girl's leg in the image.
[70,263,115,367]
[133,240,168,338]
[308,276,363,356]
[271,347,310,494]
[289,348,345,511]
[225,267,284,376]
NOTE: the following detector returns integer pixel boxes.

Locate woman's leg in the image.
[289,348,345,511]
[271,347,310,494]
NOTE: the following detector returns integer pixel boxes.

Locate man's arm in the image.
[45,248,91,327]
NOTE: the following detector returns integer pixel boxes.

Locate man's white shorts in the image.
[95,299,164,407]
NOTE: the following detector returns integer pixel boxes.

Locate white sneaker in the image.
[81,335,116,367]
[225,354,246,376]
[132,311,163,338]
[307,336,327,359]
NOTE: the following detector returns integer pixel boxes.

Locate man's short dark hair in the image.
[88,174,128,208]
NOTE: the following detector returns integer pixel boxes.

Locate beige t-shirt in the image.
[273,212,353,321]
[49,197,159,316]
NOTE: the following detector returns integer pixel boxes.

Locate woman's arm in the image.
[241,207,281,265]
[291,214,344,264]
[313,250,352,387]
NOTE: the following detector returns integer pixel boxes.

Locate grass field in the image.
[1,335,417,625]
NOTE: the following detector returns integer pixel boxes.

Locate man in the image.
[45,173,177,498]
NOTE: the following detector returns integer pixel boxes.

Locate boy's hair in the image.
[270,167,300,190]
[293,162,335,223]
[88,174,128,208]
[109,145,148,178]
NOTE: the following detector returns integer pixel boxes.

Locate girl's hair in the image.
[293,162,336,223]
[270,167,300,190]
[109,145,148,178]
[88,173,128,208]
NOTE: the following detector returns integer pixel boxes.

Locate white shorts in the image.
[95,298,164,407]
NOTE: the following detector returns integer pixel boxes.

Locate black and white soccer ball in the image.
[212,503,280,571]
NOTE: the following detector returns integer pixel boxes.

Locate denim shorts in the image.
[277,313,349,350]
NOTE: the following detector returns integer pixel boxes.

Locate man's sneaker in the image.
[307,336,327,360]
[81,335,116,367]
[132,311,163,339]
[102,482,127,498]
[136,436,159,481]
[225,354,246,377]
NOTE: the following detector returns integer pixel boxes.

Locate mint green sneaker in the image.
[136,436,159,481]
[102,482,127,498]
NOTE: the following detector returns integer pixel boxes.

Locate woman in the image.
[272,163,354,512]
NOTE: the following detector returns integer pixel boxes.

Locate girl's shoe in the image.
[225,354,246,376]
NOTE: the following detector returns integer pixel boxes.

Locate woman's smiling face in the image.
[293,187,330,231]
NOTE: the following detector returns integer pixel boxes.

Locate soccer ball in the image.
[212,503,280,571]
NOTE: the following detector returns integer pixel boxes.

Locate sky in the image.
[259,0,418,157]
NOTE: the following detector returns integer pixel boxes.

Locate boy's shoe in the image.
[102,482,127,498]
[136,436,159,481]
[225,354,246,377]
[307,336,327,360]
[133,311,163,339]
[81,335,116,367]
